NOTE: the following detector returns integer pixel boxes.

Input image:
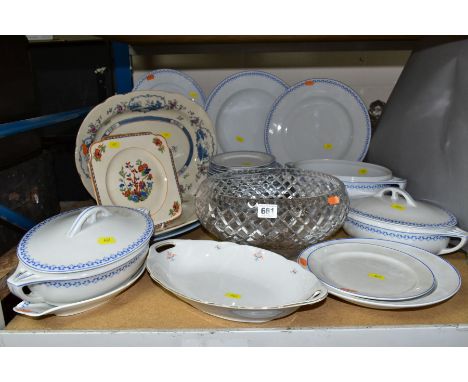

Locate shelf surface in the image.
[6,228,468,332]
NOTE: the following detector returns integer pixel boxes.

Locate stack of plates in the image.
[286,159,407,198]
[298,238,461,309]
[75,90,217,239]
[208,151,277,176]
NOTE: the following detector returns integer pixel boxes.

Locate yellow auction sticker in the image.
[161,132,172,139]
[391,203,406,211]
[358,168,368,175]
[224,292,241,299]
[235,135,245,143]
[323,143,333,150]
[368,273,385,280]
[108,141,121,149]
[97,236,116,245]
[241,161,253,166]
[188,91,199,100]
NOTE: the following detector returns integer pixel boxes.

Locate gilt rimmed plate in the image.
[88,133,182,228]
[206,71,287,153]
[75,91,216,199]
[299,238,461,309]
[133,69,206,107]
[299,239,436,301]
[265,79,371,164]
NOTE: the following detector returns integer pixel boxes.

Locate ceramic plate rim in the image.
[287,159,392,182]
[133,68,206,106]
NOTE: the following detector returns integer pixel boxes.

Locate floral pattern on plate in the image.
[88,132,182,228]
[75,91,216,199]
[119,160,154,203]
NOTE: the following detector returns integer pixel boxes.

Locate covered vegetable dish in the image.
[8,206,154,305]
[343,188,468,255]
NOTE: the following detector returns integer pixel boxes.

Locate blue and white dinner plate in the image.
[298,238,461,309]
[206,71,287,153]
[133,69,206,107]
[265,78,371,165]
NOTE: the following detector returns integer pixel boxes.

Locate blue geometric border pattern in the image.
[44,249,145,288]
[345,218,446,241]
[133,68,207,106]
[17,207,154,273]
[345,182,404,190]
[264,78,371,161]
[205,70,288,112]
[349,206,457,229]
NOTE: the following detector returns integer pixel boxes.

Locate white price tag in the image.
[257,204,277,218]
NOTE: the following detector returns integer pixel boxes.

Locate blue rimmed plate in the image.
[133,69,206,107]
[206,71,287,153]
[298,238,461,309]
[265,78,371,164]
[299,239,436,301]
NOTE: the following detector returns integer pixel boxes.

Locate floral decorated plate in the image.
[133,69,206,107]
[88,133,182,228]
[153,194,198,237]
[93,111,199,200]
[75,91,216,199]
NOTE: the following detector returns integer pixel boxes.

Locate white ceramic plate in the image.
[210,151,276,169]
[133,69,206,107]
[286,159,392,182]
[298,238,461,309]
[265,79,371,164]
[147,240,327,322]
[75,91,216,199]
[13,264,145,317]
[88,133,182,228]
[301,240,435,301]
[206,71,287,153]
[154,221,200,241]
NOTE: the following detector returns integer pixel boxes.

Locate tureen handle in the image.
[438,227,468,255]
[7,266,47,303]
[374,187,417,207]
[67,206,112,238]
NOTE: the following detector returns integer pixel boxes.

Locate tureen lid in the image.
[17,206,154,273]
[349,188,457,231]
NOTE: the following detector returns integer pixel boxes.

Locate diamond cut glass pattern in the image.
[195,168,349,257]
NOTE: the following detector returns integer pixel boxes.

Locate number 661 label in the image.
[257,204,278,218]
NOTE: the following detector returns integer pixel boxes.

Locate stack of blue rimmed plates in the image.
[208,151,277,176]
